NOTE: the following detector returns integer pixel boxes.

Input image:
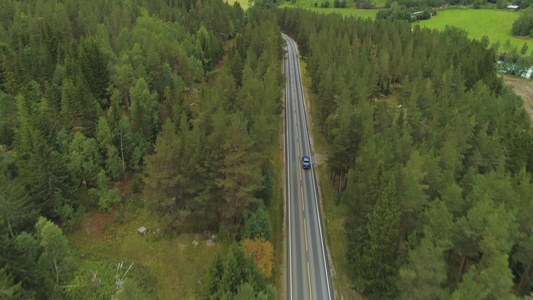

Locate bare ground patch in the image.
[502,74,533,123]
[82,211,114,238]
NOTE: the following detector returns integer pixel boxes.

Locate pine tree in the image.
[0,92,17,147]
[355,175,399,297]
[96,116,112,154]
[0,267,23,299]
[105,145,124,180]
[206,252,225,298]
[78,37,110,104]
[217,114,262,231]
[129,77,160,143]
[8,231,49,298]
[0,158,35,236]
[242,205,271,241]
[398,237,449,300]
[222,243,246,295]
[60,73,97,135]
[67,132,103,187]
[143,120,183,228]
[18,128,77,221]
[345,131,383,280]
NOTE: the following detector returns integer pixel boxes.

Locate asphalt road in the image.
[283,34,334,300]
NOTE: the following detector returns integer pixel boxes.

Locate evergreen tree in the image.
[217,114,262,231]
[18,128,77,221]
[0,266,23,300]
[0,92,17,147]
[206,252,225,298]
[143,120,183,229]
[242,205,272,241]
[0,157,35,236]
[129,77,160,143]
[7,232,48,299]
[60,73,98,136]
[355,175,400,297]
[67,132,103,187]
[398,237,449,300]
[78,37,110,104]
[222,243,246,295]
[36,217,76,298]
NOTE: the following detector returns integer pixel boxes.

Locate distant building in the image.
[507,5,520,11]
[411,11,430,21]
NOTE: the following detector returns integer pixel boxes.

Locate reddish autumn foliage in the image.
[242,238,274,278]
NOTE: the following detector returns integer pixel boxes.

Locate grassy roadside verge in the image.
[270,113,286,299]
[298,59,361,299]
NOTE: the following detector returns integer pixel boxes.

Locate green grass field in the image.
[276,3,533,55]
[279,2,379,19]
[417,9,533,55]
[225,0,250,9]
[68,206,230,299]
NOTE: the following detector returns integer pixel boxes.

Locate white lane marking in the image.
[284,35,293,300]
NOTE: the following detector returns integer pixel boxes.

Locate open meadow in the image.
[226,0,251,9]
[280,4,379,19]
[67,206,229,299]
[417,9,533,55]
[274,2,533,55]
[278,0,380,19]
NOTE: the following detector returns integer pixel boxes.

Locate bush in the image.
[99,188,121,213]
[512,9,533,36]
[242,206,272,241]
[355,0,376,8]
[333,0,346,7]
[376,6,412,21]
[131,176,141,194]
[58,204,86,230]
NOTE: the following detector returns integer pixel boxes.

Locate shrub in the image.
[99,188,121,213]
[242,206,272,241]
[512,9,533,36]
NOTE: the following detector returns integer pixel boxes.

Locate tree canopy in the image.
[0,0,283,298]
[279,7,533,298]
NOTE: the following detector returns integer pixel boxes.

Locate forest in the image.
[0,0,283,298]
[279,7,533,299]
[3,0,533,298]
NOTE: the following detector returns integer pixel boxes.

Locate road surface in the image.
[283,33,334,300]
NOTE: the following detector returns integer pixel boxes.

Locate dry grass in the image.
[68,208,229,299]
[502,74,533,123]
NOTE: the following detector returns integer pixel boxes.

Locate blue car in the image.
[302,156,311,169]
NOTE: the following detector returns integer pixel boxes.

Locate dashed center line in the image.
[308,262,313,300]
[301,186,304,211]
[304,218,308,251]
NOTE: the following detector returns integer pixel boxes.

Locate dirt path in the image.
[502,74,533,123]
